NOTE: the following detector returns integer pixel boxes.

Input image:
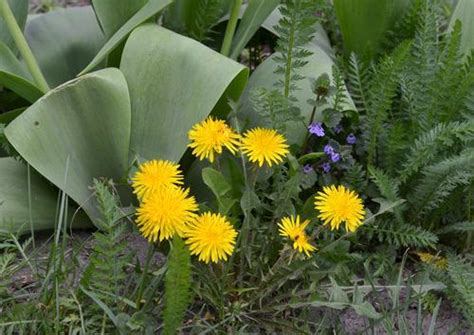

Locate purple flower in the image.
[346,133,357,145]
[323,144,334,156]
[334,124,343,134]
[303,164,314,174]
[330,152,341,162]
[321,162,331,173]
[308,122,325,137]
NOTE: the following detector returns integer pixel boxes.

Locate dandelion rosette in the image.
[188,117,241,163]
[184,212,237,264]
[314,185,365,232]
[136,187,198,242]
[278,215,316,256]
[240,127,289,167]
[131,160,184,200]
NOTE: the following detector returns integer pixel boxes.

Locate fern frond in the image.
[365,41,410,165]
[447,254,474,327]
[187,0,225,42]
[400,121,474,182]
[251,88,303,133]
[163,236,192,335]
[346,53,370,113]
[274,0,319,98]
[412,149,474,216]
[341,163,367,194]
[79,179,128,331]
[362,220,438,249]
[438,222,474,235]
[331,65,348,113]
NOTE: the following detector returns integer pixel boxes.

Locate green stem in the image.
[283,2,297,98]
[220,0,243,57]
[136,242,155,309]
[0,0,49,92]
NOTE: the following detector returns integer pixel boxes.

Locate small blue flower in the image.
[321,162,331,173]
[303,164,314,174]
[330,152,341,162]
[308,122,325,137]
[346,133,356,145]
[334,124,343,134]
[323,144,334,156]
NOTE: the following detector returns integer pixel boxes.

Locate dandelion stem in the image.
[0,0,49,92]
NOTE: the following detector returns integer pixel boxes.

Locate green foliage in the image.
[346,53,371,113]
[163,236,192,335]
[412,149,474,216]
[362,220,438,248]
[365,41,410,165]
[80,179,129,330]
[273,0,319,98]
[187,0,225,42]
[447,255,474,326]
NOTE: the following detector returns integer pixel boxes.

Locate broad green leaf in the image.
[80,0,173,75]
[449,0,474,59]
[202,167,236,214]
[229,0,280,60]
[0,0,28,53]
[25,7,105,87]
[92,0,148,38]
[0,158,61,234]
[202,167,232,198]
[5,68,131,222]
[334,0,410,59]
[0,42,42,102]
[121,25,248,162]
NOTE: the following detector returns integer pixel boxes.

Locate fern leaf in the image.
[447,254,474,327]
[163,236,192,335]
[346,52,370,113]
[274,0,319,98]
[400,121,474,182]
[412,149,474,216]
[365,41,410,165]
[362,220,438,248]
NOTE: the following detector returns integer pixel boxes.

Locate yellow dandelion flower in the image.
[184,212,237,264]
[131,160,183,200]
[278,215,316,256]
[314,185,365,232]
[416,252,448,270]
[136,187,198,242]
[240,127,289,167]
[188,117,241,163]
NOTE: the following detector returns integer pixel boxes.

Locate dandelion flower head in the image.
[184,212,237,263]
[131,159,183,200]
[278,215,316,256]
[240,127,289,167]
[136,187,198,242]
[188,117,241,162]
[314,185,365,232]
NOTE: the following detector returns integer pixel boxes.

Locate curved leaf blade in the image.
[25,7,105,87]
[229,0,280,60]
[0,42,43,102]
[80,0,173,75]
[5,68,131,222]
[120,25,248,162]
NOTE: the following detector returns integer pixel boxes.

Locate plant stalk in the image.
[136,242,155,309]
[220,0,243,57]
[0,0,49,92]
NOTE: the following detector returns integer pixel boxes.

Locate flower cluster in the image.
[132,159,237,264]
[279,184,366,256]
[188,117,289,167]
